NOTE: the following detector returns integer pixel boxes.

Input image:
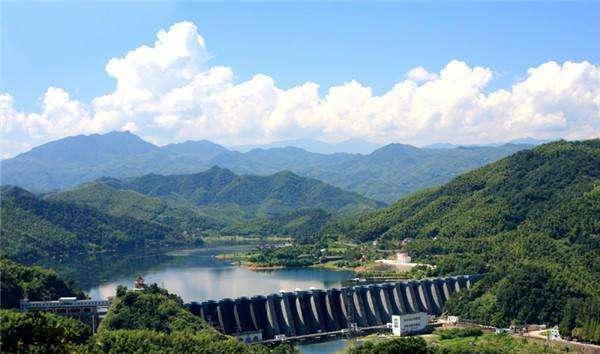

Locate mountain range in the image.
[230,137,381,154]
[1,167,381,262]
[56,166,383,217]
[423,137,552,149]
[0,131,533,202]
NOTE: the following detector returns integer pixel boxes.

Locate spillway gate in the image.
[186,274,481,341]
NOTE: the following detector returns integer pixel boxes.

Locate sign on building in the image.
[391,312,428,336]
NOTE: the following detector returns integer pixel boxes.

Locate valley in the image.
[1,138,599,352]
[3,5,599,352]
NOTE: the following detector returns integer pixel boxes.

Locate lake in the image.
[65,246,355,302]
[43,246,358,353]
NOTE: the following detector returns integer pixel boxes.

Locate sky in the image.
[1,1,599,157]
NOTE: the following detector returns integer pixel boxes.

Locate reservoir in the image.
[45,246,357,352]
[53,246,355,302]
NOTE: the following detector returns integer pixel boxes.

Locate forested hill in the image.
[354,139,600,243]
[353,139,600,330]
[0,186,203,263]
[87,166,384,215]
[0,131,531,202]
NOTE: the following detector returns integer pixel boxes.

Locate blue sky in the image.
[3,1,599,111]
[1,1,599,156]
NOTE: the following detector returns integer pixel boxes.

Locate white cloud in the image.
[406,66,438,82]
[1,21,599,158]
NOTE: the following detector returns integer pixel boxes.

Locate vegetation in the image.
[46,181,225,236]
[99,166,383,215]
[559,297,600,344]
[0,186,202,263]
[222,209,335,242]
[91,285,296,353]
[24,167,380,255]
[0,258,84,309]
[348,336,429,354]
[434,328,483,340]
[101,285,204,333]
[0,283,297,353]
[352,140,600,333]
[306,143,531,202]
[1,130,530,202]
[432,333,572,354]
[0,309,92,353]
[347,331,576,354]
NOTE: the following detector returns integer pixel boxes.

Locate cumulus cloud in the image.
[1,21,599,158]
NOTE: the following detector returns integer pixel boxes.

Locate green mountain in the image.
[46,181,226,232]
[42,167,381,247]
[353,139,600,328]
[222,209,335,242]
[98,166,384,216]
[304,143,529,202]
[0,186,202,263]
[1,131,531,202]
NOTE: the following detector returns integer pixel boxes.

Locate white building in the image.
[549,326,561,341]
[395,252,411,264]
[391,313,428,336]
[447,315,459,324]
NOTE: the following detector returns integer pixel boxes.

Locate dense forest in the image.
[0,186,203,263]
[2,166,380,263]
[1,130,530,202]
[352,140,600,341]
[96,166,383,215]
[0,258,84,309]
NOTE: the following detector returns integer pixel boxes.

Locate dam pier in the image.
[187,275,481,343]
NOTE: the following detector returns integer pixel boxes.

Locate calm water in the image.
[69,246,355,302]
[297,339,352,354]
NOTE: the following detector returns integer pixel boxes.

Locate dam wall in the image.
[187,275,481,340]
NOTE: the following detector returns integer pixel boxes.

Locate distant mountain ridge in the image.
[1,131,533,202]
[231,137,381,154]
[423,137,554,149]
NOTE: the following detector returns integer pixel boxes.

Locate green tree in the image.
[0,309,91,354]
[0,258,83,309]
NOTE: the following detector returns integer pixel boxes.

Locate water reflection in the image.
[43,247,355,302]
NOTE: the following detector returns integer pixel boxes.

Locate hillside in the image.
[45,181,227,231]
[43,168,380,245]
[0,186,203,263]
[1,131,531,202]
[99,166,383,215]
[304,143,529,202]
[353,139,600,329]
[0,258,84,309]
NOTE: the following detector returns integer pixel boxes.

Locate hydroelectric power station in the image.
[187,275,481,342]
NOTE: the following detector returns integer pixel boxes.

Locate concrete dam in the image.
[187,275,481,340]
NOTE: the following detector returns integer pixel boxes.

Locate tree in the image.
[0,309,91,353]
